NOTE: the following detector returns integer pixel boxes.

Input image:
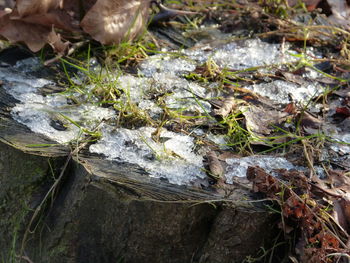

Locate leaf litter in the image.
[1,0,350,261]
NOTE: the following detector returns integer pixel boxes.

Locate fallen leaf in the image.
[11,9,79,32]
[333,198,350,233]
[0,17,51,52]
[299,111,323,135]
[278,71,308,85]
[206,151,224,179]
[80,0,151,45]
[287,0,323,11]
[283,196,307,218]
[283,102,297,114]
[242,105,289,135]
[16,0,63,17]
[47,29,69,54]
[336,106,350,117]
[62,0,96,23]
[213,96,236,117]
[246,166,281,196]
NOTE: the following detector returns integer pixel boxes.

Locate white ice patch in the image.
[116,72,211,114]
[329,134,350,155]
[206,133,229,150]
[11,99,114,144]
[247,80,323,104]
[1,67,114,144]
[89,125,206,185]
[117,75,151,103]
[225,156,298,183]
[185,38,296,69]
[139,54,196,77]
[140,39,296,77]
[14,57,43,73]
[138,100,162,118]
[0,68,52,99]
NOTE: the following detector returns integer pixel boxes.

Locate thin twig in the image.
[20,141,88,256]
[44,40,89,66]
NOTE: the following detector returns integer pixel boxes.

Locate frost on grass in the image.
[89,125,206,185]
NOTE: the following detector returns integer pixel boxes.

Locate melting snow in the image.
[2,62,114,144]
[225,156,299,183]
[246,80,323,104]
[2,38,345,186]
[89,125,206,185]
[184,38,295,68]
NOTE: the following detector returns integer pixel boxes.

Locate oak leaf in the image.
[16,0,63,17]
[80,0,150,45]
[0,15,51,52]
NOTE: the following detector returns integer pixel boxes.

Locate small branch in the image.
[20,141,88,257]
[44,40,89,66]
[150,1,198,24]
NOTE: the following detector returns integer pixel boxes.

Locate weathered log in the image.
[0,68,277,263]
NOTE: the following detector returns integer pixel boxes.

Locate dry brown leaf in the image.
[243,105,289,135]
[0,0,189,52]
[279,71,308,85]
[283,196,307,218]
[217,151,239,161]
[47,29,69,54]
[0,0,15,9]
[16,0,63,17]
[333,199,350,233]
[213,96,235,117]
[277,169,310,192]
[247,164,350,262]
[0,17,51,52]
[62,0,96,23]
[206,151,224,179]
[80,0,151,45]
[11,9,79,31]
[287,0,322,11]
[340,196,350,214]
[299,112,323,135]
[328,170,350,192]
[246,166,281,196]
[283,102,297,114]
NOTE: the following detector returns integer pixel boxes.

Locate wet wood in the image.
[0,61,276,263]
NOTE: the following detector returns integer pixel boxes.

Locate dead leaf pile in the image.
[247,166,350,263]
[0,0,152,53]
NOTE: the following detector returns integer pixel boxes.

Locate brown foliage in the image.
[247,166,350,263]
[0,0,152,52]
[16,0,63,17]
[80,0,150,45]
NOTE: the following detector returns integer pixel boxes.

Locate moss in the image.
[0,142,63,261]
